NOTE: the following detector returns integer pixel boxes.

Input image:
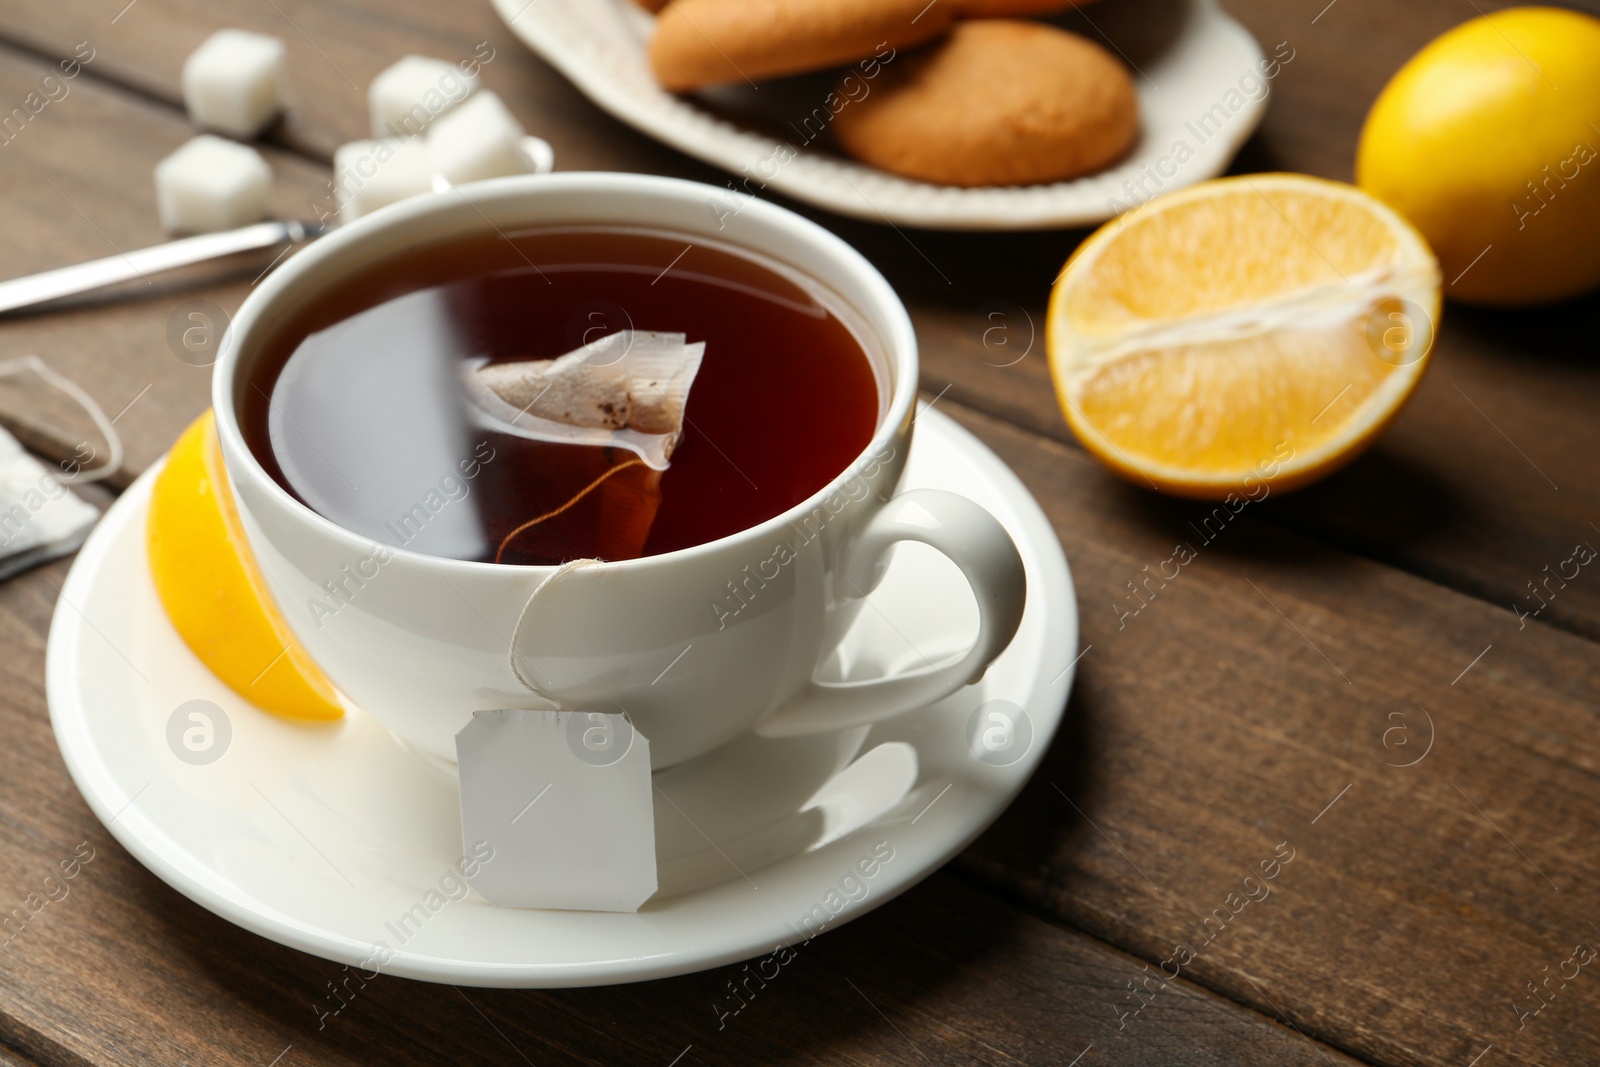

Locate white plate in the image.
[47,408,1077,987]
[492,0,1268,230]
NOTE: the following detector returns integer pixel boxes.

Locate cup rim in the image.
[211,171,919,576]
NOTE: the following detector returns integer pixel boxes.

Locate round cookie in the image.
[832,20,1139,186]
[649,0,954,92]
[952,0,1095,15]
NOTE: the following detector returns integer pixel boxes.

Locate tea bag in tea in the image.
[474,440,668,564]
[460,331,705,564]
[460,331,704,469]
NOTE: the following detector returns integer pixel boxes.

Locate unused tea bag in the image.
[461,331,705,565]
[0,426,99,580]
[460,330,705,470]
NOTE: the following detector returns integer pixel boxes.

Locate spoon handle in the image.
[0,219,326,316]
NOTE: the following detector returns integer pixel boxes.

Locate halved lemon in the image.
[1048,173,1441,498]
[147,411,343,721]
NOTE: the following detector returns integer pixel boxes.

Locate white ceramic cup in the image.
[213,173,1026,770]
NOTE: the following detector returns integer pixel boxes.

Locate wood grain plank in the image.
[1201,0,1600,638]
[938,398,1600,1067]
[0,1042,39,1067]
[6,0,1599,642]
[814,0,1600,646]
[0,575,1358,1067]
[0,4,1597,1067]
[0,39,334,482]
[0,43,1378,1063]
[11,383,1596,1067]
[0,0,689,168]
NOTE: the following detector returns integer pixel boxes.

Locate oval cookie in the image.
[833,20,1139,186]
[650,0,954,91]
[952,0,1094,14]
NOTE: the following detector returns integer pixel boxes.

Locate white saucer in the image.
[493,0,1267,230]
[47,408,1077,987]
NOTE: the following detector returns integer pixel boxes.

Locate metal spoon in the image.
[0,219,327,317]
[0,136,557,317]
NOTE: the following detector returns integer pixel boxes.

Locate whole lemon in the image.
[1356,6,1600,305]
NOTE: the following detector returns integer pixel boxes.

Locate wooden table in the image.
[2,0,1598,1063]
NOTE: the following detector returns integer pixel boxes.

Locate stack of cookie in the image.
[642,0,1139,187]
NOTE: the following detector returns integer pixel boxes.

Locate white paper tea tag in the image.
[0,426,99,580]
[455,709,657,912]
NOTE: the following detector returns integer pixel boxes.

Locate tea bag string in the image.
[0,355,123,484]
[509,556,602,698]
[494,457,646,564]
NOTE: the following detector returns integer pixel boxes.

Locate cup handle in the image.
[753,488,1027,738]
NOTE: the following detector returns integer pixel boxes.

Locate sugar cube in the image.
[368,55,479,138]
[521,135,555,175]
[333,137,432,222]
[181,29,287,139]
[426,92,530,186]
[154,135,272,234]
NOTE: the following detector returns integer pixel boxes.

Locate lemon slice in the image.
[147,411,343,721]
[1048,174,1441,498]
